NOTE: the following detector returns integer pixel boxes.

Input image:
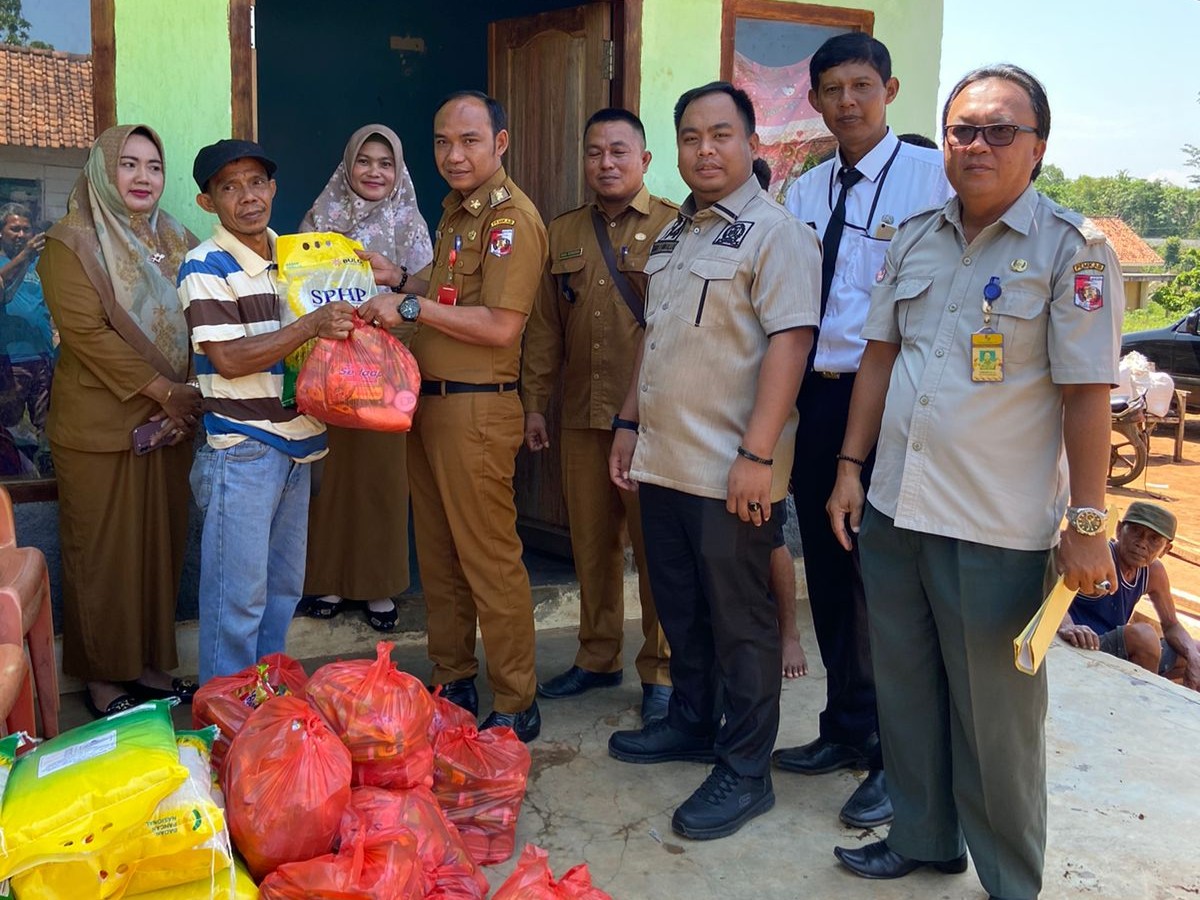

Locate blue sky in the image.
[22,0,1200,185]
[940,0,1200,185]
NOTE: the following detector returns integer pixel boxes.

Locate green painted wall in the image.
[639,0,945,203]
[114,0,232,238]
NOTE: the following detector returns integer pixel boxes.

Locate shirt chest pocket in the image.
[993,288,1047,367]
[449,248,483,305]
[680,257,739,328]
[550,254,587,304]
[617,248,652,304]
[892,276,934,340]
[642,252,672,317]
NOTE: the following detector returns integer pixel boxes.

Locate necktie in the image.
[820,166,865,318]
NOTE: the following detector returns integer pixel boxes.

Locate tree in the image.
[0,0,30,46]
[1152,249,1200,316]
[1162,236,1182,269]
[1185,92,1200,187]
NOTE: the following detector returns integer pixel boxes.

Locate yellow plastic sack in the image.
[10,728,227,899]
[0,734,29,900]
[0,701,187,881]
[277,232,376,407]
[126,856,257,900]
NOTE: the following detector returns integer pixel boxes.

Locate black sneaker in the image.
[436,677,479,717]
[671,764,775,840]
[608,718,716,764]
[481,700,541,743]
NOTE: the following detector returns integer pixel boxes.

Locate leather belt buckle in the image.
[817,371,841,380]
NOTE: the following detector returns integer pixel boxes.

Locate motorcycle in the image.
[1108,392,1149,487]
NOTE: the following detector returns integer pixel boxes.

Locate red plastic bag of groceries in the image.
[339,786,488,898]
[192,652,309,774]
[492,844,613,900]
[296,317,421,432]
[429,684,477,741]
[307,641,436,789]
[225,694,353,880]
[433,724,531,866]
[259,828,422,899]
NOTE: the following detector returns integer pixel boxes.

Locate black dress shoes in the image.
[671,764,775,840]
[834,839,968,880]
[537,665,622,699]
[772,733,877,775]
[640,683,672,723]
[437,677,479,717]
[839,769,894,828]
[608,718,716,764]
[481,700,541,743]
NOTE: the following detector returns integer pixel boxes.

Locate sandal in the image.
[83,691,139,719]
[125,677,200,704]
[295,595,347,620]
[365,601,398,633]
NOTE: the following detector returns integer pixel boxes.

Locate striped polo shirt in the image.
[177,224,326,463]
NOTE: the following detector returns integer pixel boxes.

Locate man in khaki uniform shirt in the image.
[827,66,1120,897]
[606,83,820,842]
[360,91,547,742]
[522,108,676,722]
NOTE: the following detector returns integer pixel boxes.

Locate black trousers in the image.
[792,373,881,765]
[639,483,782,777]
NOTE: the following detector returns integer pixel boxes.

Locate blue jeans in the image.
[190,438,311,682]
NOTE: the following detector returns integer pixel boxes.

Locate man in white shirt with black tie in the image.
[772,31,951,829]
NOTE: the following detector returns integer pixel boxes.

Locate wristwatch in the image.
[611,415,639,433]
[1065,506,1107,536]
[397,293,421,322]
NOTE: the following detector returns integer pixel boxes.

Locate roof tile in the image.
[0,42,94,150]
[1089,216,1165,268]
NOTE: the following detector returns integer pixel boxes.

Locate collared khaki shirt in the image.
[863,185,1123,551]
[410,167,547,383]
[522,185,679,428]
[629,176,821,502]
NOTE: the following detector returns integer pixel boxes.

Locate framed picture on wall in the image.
[721,0,873,200]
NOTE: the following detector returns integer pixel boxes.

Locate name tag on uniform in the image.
[970,330,1004,382]
[873,222,897,240]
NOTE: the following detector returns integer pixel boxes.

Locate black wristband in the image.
[736,445,773,466]
[611,415,639,433]
[836,453,866,467]
[388,265,410,293]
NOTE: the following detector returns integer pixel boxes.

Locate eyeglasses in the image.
[943,123,1038,148]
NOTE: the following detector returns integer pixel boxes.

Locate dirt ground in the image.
[1107,416,1200,602]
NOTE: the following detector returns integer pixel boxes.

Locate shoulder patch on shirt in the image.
[489,186,512,208]
[713,221,754,248]
[489,216,516,229]
[558,248,584,260]
[488,227,514,257]
[1073,261,1105,274]
[1073,274,1104,311]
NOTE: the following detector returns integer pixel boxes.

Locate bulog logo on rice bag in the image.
[276,232,376,407]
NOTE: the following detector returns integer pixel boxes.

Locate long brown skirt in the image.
[53,439,192,682]
[304,425,410,599]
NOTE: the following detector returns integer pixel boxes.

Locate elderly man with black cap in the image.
[177,139,355,682]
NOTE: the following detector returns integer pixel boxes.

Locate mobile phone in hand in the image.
[132,419,173,455]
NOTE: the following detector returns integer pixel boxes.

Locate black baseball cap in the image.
[192,139,277,192]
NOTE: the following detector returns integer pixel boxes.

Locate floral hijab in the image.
[301,124,433,272]
[47,124,195,379]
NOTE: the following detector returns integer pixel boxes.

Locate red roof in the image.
[0,43,93,150]
[1089,216,1164,268]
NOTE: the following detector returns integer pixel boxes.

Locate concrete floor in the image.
[54,581,1200,899]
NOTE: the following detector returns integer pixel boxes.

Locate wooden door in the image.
[489,3,612,556]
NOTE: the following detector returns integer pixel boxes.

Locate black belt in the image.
[420,380,518,396]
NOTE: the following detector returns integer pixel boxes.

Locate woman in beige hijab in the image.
[297,124,432,630]
[39,124,201,716]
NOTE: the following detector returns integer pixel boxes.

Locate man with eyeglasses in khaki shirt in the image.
[827,65,1120,898]
[606,82,820,842]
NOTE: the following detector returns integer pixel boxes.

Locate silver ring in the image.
[747,501,762,513]
[372,318,381,327]
[1093,579,1112,592]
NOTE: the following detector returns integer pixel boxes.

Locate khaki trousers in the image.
[561,427,670,685]
[408,391,536,712]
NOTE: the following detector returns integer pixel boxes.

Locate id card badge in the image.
[437,283,458,306]
[970,329,1004,382]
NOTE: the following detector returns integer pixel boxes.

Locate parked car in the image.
[1121,307,1200,410]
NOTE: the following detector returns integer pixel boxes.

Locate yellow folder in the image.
[1013,510,1118,675]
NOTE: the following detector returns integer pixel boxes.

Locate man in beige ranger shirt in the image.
[606,82,820,841]
[827,66,1120,898]
[359,90,547,743]
[522,108,677,723]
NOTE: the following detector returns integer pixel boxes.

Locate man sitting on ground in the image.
[1060,501,1199,690]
